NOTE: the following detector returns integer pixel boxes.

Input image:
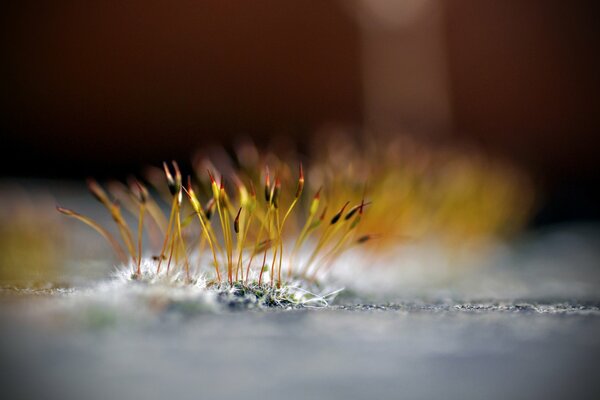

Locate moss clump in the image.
[210,281,337,309]
[58,154,370,289]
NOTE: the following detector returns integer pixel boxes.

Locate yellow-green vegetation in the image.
[58,154,371,287]
[57,135,534,288]
[308,133,534,248]
[0,192,66,285]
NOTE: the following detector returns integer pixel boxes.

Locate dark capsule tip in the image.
[234,207,242,233]
[330,201,350,225]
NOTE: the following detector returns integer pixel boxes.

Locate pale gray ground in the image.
[1,303,599,400]
[1,185,599,399]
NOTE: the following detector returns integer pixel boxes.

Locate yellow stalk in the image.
[184,185,222,282]
[271,208,281,286]
[290,212,315,260]
[301,201,349,276]
[309,226,355,280]
[175,202,190,280]
[165,227,177,274]
[136,203,145,275]
[156,196,177,274]
[195,210,221,282]
[289,188,320,275]
[245,210,268,283]
[215,190,231,282]
[57,207,129,265]
[115,214,137,262]
[233,205,248,281]
[146,199,169,234]
[236,210,254,281]
[211,176,232,282]
[87,179,137,261]
[252,207,272,285]
[277,196,299,280]
[222,198,233,283]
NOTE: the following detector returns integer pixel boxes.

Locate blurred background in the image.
[2,5,600,400]
[1,0,599,224]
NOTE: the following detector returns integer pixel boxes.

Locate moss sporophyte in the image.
[57,137,533,297]
[58,154,372,290]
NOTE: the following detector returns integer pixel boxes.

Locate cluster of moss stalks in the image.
[58,154,372,301]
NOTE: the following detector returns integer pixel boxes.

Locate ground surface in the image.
[1,187,599,399]
[1,298,599,400]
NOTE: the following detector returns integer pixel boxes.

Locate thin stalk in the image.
[145,198,169,234]
[271,208,281,285]
[136,203,145,275]
[166,228,176,274]
[301,202,349,276]
[235,208,253,281]
[56,207,129,265]
[194,210,221,282]
[114,214,137,262]
[156,196,177,274]
[256,208,272,285]
[309,227,354,280]
[223,202,234,283]
[289,212,315,271]
[87,179,137,262]
[183,184,222,282]
[175,201,190,280]
[276,196,299,282]
[216,194,233,283]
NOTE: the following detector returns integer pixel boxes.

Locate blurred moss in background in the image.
[0,188,66,286]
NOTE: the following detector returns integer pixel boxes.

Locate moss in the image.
[207,281,336,309]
